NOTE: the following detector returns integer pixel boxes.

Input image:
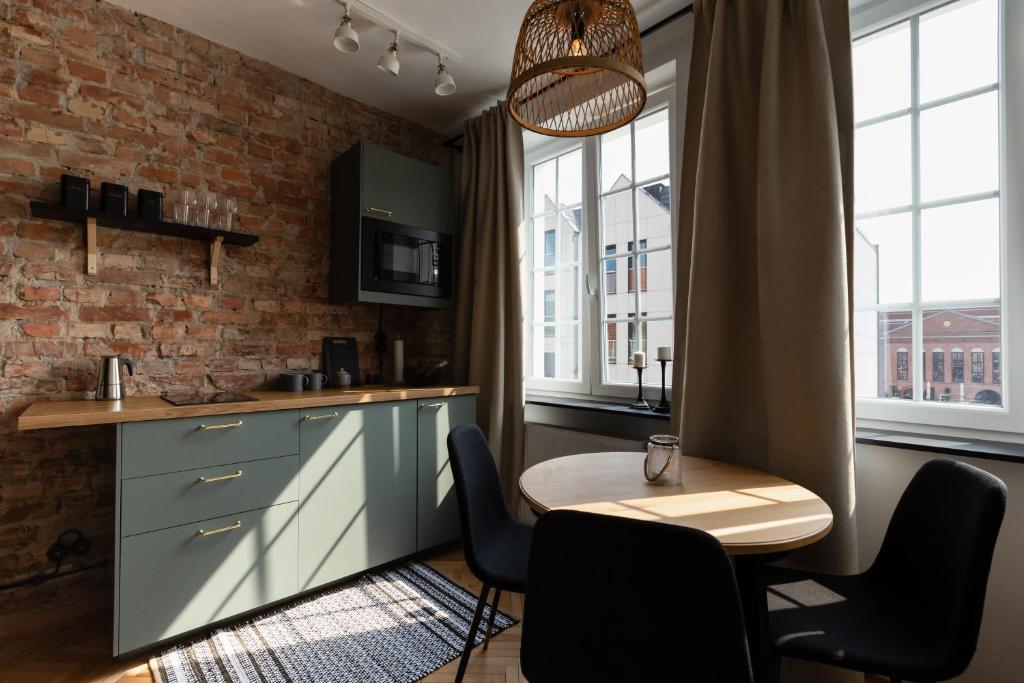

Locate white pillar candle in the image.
[656,346,672,361]
[633,351,646,368]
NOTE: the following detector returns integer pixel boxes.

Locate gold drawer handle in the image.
[198,470,243,483]
[196,521,241,537]
[420,402,445,410]
[303,411,339,421]
[368,207,393,217]
[198,420,243,431]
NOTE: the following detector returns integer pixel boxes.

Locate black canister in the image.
[60,174,90,211]
[100,182,128,216]
[137,189,164,222]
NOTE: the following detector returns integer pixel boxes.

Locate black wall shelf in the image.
[29,201,258,285]
[29,202,259,247]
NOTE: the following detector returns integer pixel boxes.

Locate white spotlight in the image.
[377,31,400,77]
[333,4,359,54]
[434,55,456,96]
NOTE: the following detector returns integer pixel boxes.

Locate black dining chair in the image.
[767,458,1007,683]
[447,424,533,683]
[521,509,754,683]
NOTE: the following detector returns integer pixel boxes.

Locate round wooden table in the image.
[519,451,833,555]
[519,451,834,682]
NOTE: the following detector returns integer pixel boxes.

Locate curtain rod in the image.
[443,2,695,151]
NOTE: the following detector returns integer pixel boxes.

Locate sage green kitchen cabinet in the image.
[117,502,298,655]
[416,395,476,550]
[297,401,418,592]
[360,143,454,233]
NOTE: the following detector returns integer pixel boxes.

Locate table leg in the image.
[734,554,783,683]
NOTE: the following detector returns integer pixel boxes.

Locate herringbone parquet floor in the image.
[0,545,522,683]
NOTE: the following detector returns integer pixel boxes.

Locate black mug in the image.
[280,372,309,392]
[306,372,327,391]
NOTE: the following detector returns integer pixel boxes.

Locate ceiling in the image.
[108,0,686,134]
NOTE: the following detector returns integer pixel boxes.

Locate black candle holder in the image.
[630,365,650,410]
[653,359,671,413]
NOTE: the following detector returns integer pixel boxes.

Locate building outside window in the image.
[605,246,617,294]
[852,0,1005,411]
[993,348,1001,384]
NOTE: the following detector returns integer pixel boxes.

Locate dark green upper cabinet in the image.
[330,143,456,309]
[361,145,454,234]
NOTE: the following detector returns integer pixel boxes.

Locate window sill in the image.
[526,396,671,421]
[856,428,1024,465]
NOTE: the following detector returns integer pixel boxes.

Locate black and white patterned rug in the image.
[150,561,516,683]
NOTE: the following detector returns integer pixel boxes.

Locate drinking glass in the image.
[224,197,237,231]
[181,190,196,225]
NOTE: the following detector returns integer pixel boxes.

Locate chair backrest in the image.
[868,458,1007,678]
[521,509,754,683]
[447,424,516,577]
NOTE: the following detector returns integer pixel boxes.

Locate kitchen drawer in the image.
[120,454,299,537]
[119,410,300,479]
[117,502,298,655]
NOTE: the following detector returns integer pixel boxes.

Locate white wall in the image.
[856,445,1024,682]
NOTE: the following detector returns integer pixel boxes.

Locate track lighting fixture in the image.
[434,55,456,96]
[333,3,359,53]
[377,31,400,77]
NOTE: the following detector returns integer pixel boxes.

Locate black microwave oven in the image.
[360,217,452,300]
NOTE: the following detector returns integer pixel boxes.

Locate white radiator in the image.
[518,424,644,521]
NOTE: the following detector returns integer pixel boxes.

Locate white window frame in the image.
[853,0,1024,438]
[524,87,677,402]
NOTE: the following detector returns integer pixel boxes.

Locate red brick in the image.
[200,310,247,325]
[78,306,151,322]
[21,321,61,337]
[19,286,60,301]
[67,61,107,84]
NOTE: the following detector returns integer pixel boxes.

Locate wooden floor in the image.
[0,546,523,683]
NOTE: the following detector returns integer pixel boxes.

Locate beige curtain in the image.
[670,0,857,575]
[454,103,526,510]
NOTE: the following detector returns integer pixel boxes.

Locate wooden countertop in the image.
[17,386,480,431]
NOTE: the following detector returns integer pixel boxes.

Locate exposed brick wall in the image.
[0,0,455,611]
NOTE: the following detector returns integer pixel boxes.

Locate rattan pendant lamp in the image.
[507,0,646,137]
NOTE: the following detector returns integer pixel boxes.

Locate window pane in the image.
[534,267,579,322]
[533,213,580,269]
[920,91,998,202]
[601,125,632,193]
[643,318,674,386]
[855,116,912,213]
[603,320,633,384]
[922,306,1001,406]
[601,190,633,255]
[558,148,583,207]
[921,197,999,302]
[638,249,673,318]
[538,324,579,380]
[854,212,913,305]
[919,0,997,104]
[855,309,914,400]
[603,255,635,319]
[853,21,911,122]
[636,179,672,250]
[634,109,670,182]
[533,158,556,215]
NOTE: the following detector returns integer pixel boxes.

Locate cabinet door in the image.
[417,396,476,550]
[361,144,453,233]
[298,402,417,592]
[118,503,298,655]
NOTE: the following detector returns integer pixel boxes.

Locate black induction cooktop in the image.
[160,392,258,407]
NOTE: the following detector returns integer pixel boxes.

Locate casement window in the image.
[852,0,1024,432]
[525,92,676,399]
[932,348,945,382]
